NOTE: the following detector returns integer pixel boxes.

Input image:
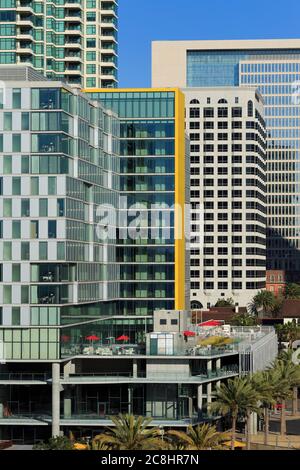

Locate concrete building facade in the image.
[184,87,266,308]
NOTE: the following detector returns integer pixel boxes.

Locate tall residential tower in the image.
[0,0,118,88]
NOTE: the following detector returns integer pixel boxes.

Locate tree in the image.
[210,377,258,450]
[251,370,276,445]
[93,414,162,450]
[167,423,227,450]
[284,283,300,300]
[249,290,276,317]
[268,359,294,436]
[242,378,261,450]
[283,321,300,349]
[279,350,300,416]
[230,313,258,326]
[33,436,74,450]
[215,298,235,308]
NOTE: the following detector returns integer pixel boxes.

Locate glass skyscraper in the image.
[152,39,300,277]
[85,89,190,315]
[0,0,118,88]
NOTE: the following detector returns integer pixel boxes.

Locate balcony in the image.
[64,12,82,23]
[64,40,82,49]
[64,53,82,62]
[16,43,33,54]
[65,1,82,7]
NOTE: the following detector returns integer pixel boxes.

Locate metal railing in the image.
[0,373,49,381]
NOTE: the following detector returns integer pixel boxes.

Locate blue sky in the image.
[118,0,300,87]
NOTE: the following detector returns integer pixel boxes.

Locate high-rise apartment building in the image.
[0,67,190,442]
[152,39,300,279]
[0,0,118,88]
[184,87,266,308]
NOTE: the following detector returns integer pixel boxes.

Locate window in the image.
[248,101,254,117]
[12,221,21,238]
[4,112,12,130]
[12,134,21,152]
[48,221,57,238]
[160,319,167,325]
[204,108,214,118]
[3,155,12,174]
[171,319,178,325]
[12,177,21,195]
[190,107,200,118]
[21,112,29,130]
[12,264,20,282]
[39,242,48,260]
[4,199,12,217]
[21,199,30,217]
[21,242,30,260]
[39,199,48,217]
[30,221,39,239]
[57,199,64,216]
[3,286,12,304]
[12,89,21,109]
[48,177,56,195]
[31,177,39,195]
[12,307,20,326]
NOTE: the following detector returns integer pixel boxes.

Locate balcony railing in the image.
[0,373,49,381]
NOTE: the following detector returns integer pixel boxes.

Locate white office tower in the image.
[184,88,267,308]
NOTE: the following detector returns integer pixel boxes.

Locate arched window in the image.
[248,100,254,117]
[190,99,200,105]
[218,98,228,104]
[191,300,203,310]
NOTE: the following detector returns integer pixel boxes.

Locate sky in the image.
[118,0,300,87]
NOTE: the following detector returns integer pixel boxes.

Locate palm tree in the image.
[283,321,300,349]
[215,298,235,308]
[93,414,162,450]
[251,370,276,445]
[230,313,258,327]
[279,350,300,416]
[285,283,300,299]
[210,377,256,450]
[249,290,275,317]
[268,359,294,436]
[243,377,261,450]
[167,423,227,450]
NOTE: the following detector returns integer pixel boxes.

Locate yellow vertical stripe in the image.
[174,89,186,310]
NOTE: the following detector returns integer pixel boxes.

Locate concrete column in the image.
[128,386,132,415]
[64,387,72,419]
[63,360,75,379]
[133,359,138,378]
[249,412,258,435]
[197,385,203,411]
[216,358,221,370]
[207,383,212,405]
[52,362,60,437]
[207,360,212,374]
[0,403,3,419]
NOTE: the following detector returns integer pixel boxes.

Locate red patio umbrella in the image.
[116,335,130,342]
[61,334,70,343]
[86,335,100,341]
[183,330,196,337]
[198,320,223,327]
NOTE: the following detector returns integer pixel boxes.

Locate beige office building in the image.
[152,39,300,306]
